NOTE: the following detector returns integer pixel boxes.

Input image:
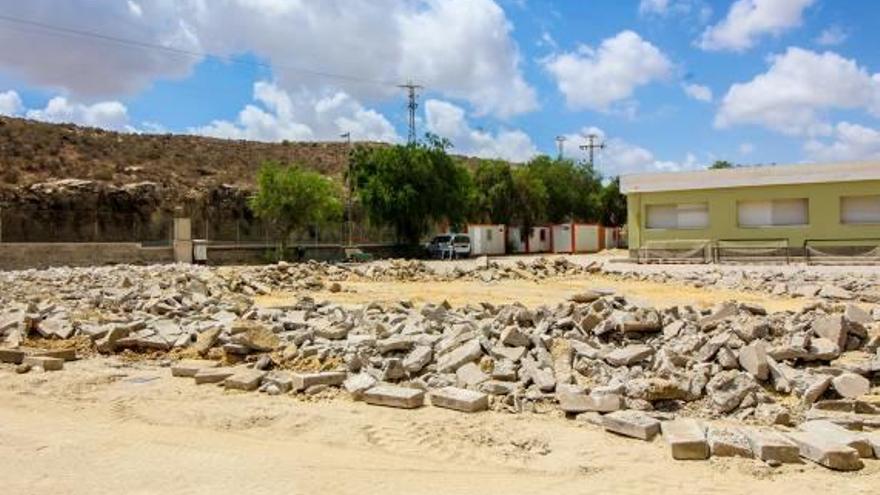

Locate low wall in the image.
[0,242,174,270]
[204,243,407,265]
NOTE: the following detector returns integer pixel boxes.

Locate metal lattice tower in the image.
[579,133,606,167]
[398,82,423,144]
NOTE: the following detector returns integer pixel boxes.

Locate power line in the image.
[0,13,404,89]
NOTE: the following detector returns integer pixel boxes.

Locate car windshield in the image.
[453,235,470,244]
[432,235,451,243]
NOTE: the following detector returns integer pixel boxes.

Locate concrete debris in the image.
[746,429,801,464]
[661,419,709,460]
[707,426,753,458]
[602,410,661,441]
[787,431,863,471]
[363,385,425,409]
[430,386,489,412]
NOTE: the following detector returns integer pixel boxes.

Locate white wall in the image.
[574,224,601,252]
[469,225,506,255]
[507,226,526,253]
[528,227,551,252]
[552,224,573,253]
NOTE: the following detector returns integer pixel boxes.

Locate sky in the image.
[0,0,879,178]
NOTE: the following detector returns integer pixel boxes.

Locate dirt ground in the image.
[1,358,877,495]
[259,273,814,313]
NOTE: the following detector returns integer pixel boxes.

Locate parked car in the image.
[426,233,471,259]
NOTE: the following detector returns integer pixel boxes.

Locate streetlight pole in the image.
[341,132,353,247]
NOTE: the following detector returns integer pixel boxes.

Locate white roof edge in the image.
[620,161,880,194]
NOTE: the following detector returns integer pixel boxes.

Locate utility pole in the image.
[555,136,567,160]
[579,133,605,167]
[341,132,353,247]
[398,81,423,144]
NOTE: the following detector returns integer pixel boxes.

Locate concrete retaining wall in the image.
[0,242,174,270]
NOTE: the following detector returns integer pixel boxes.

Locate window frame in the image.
[736,198,810,229]
[840,194,880,226]
[644,202,709,231]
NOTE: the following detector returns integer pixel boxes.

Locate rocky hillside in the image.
[0,116,368,192]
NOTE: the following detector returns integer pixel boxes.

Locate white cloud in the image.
[739,142,755,155]
[0,1,536,118]
[716,47,880,136]
[639,0,670,15]
[24,96,131,130]
[682,83,712,102]
[424,99,538,162]
[816,25,848,47]
[562,127,701,176]
[0,2,200,96]
[190,81,399,143]
[543,31,672,112]
[805,122,880,162]
[698,0,815,52]
[0,90,24,116]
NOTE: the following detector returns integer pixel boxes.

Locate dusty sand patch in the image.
[258,274,812,313]
[0,359,876,495]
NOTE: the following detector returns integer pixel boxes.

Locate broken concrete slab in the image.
[343,373,377,400]
[738,342,769,380]
[363,385,425,409]
[787,431,863,471]
[193,367,235,385]
[224,369,266,391]
[661,419,709,460]
[22,355,63,371]
[707,426,753,458]
[430,386,489,413]
[604,344,653,367]
[291,371,347,392]
[437,339,483,373]
[745,429,801,464]
[602,410,661,441]
[0,348,25,364]
[832,373,870,399]
[171,359,219,378]
[802,420,874,458]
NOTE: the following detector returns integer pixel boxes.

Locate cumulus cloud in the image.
[0,90,24,116]
[0,2,201,96]
[543,31,672,112]
[715,47,880,136]
[638,0,671,15]
[562,127,701,177]
[0,1,537,118]
[805,122,880,162]
[424,99,538,162]
[190,81,399,143]
[698,0,815,52]
[682,83,712,102]
[816,25,848,47]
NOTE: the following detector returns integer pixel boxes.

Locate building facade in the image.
[621,162,880,260]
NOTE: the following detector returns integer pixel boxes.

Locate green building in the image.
[620,162,880,262]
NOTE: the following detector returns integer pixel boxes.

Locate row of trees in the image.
[250,135,627,248]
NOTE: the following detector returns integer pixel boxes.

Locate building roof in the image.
[620,161,880,194]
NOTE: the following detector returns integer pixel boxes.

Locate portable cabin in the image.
[551,223,606,253]
[467,224,506,256]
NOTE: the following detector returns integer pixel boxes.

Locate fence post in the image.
[173,209,193,264]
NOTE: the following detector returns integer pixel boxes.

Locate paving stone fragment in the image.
[707,426,753,458]
[363,385,425,409]
[0,348,25,364]
[738,342,769,380]
[604,344,653,367]
[832,373,870,399]
[430,386,489,412]
[745,429,801,464]
[787,431,863,471]
[22,355,63,371]
[224,369,266,391]
[499,326,531,347]
[602,410,661,440]
[455,362,489,388]
[661,419,709,460]
[812,315,847,349]
[344,373,377,399]
[171,359,218,377]
[437,339,483,373]
[194,367,235,385]
[802,421,874,458]
[402,345,432,373]
[292,371,347,392]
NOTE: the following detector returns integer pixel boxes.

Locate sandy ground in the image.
[260,273,814,313]
[1,359,878,495]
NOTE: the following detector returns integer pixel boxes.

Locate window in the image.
[737,198,808,227]
[646,203,708,230]
[486,229,493,242]
[539,229,546,241]
[841,195,880,225]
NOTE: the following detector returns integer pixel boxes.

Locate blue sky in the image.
[0,0,878,177]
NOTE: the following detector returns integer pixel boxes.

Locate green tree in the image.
[599,176,627,226]
[709,160,734,169]
[250,161,342,259]
[351,134,474,244]
[472,159,516,224]
[524,156,602,223]
[510,166,548,232]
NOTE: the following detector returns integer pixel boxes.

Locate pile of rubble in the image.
[604,266,880,303]
[2,260,879,469]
